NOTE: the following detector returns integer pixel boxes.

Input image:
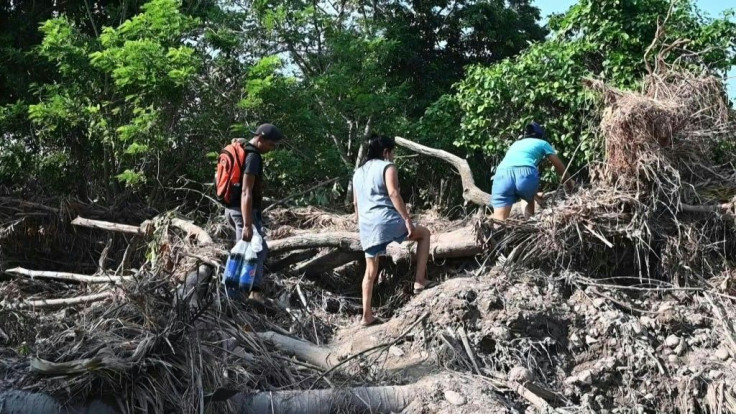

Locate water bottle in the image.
[223,252,242,295]
[224,241,248,298]
[238,259,257,291]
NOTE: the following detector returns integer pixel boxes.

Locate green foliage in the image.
[451,0,736,184]
[28,0,204,194]
[2,0,734,212]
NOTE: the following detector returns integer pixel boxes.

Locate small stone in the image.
[509,366,534,383]
[709,370,724,380]
[586,335,598,345]
[715,348,730,361]
[640,316,655,328]
[444,390,466,406]
[388,346,404,357]
[668,354,678,363]
[674,341,687,356]
[581,393,594,407]
[578,369,594,385]
[490,326,511,340]
[665,335,681,348]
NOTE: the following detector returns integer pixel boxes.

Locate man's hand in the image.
[242,225,253,242]
[405,218,415,239]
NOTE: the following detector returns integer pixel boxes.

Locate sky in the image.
[534,0,735,102]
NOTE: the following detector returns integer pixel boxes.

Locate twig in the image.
[6,267,131,284]
[11,292,114,309]
[457,326,482,376]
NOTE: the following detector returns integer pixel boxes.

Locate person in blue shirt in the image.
[491,122,574,221]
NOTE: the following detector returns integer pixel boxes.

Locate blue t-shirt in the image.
[497,138,556,169]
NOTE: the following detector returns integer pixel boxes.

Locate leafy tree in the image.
[27,0,205,199]
[452,0,736,183]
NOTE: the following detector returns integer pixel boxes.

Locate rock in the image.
[444,390,466,406]
[388,346,404,357]
[668,354,678,363]
[665,335,681,348]
[639,316,655,328]
[509,366,534,383]
[490,326,511,340]
[579,370,594,385]
[581,393,594,407]
[674,341,687,356]
[715,348,730,361]
[566,369,594,385]
[585,335,598,345]
[709,370,724,380]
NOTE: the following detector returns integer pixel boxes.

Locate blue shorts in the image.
[365,233,408,258]
[491,166,540,208]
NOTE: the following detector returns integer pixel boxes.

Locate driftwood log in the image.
[394,136,491,206]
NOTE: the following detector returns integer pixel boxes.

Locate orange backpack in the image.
[215,142,248,206]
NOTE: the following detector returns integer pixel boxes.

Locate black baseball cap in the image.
[251,123,285,142]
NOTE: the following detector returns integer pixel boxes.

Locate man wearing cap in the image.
[225,123,284,302]
[490,121,574,221]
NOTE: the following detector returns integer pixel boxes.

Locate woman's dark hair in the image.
[362,134,396,165]
[523,122,546,139]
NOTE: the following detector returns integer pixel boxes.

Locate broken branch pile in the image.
[499,67,736,284]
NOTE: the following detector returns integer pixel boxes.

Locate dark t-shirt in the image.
[242,143,263,211]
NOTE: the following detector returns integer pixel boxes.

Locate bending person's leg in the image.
[491,173,516,222]
[515,169,541,219]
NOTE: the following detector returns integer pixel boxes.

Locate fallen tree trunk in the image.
[269,249,320,272]
[270,233,362,254]
[256,331,340,370]
[18,292,114,309]
[6,267,131,284]
[293,250,364,275]
[71,216,144,236]
[271,226,483,265]
[230,383,417,414]
[680,201,735,215]
[394,136,490,207]
[0,382,418,414]
[0,390,117,414]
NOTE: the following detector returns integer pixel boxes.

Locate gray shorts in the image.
[225,208,268,290]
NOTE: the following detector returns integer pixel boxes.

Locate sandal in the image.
[413,280,440,295]
[361,317,385,328]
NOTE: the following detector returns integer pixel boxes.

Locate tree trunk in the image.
[344,116,372,206]
[394,136,490,207]
[270,225,483,266]
[230,383,416,414]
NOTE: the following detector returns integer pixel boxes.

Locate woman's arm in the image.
[353,186,359,225]
[548,154,574,191]
[385,165,415,237]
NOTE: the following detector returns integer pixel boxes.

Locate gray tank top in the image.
[352,159,406,249]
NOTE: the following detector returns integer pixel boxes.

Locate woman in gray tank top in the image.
[352,135,439,327]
